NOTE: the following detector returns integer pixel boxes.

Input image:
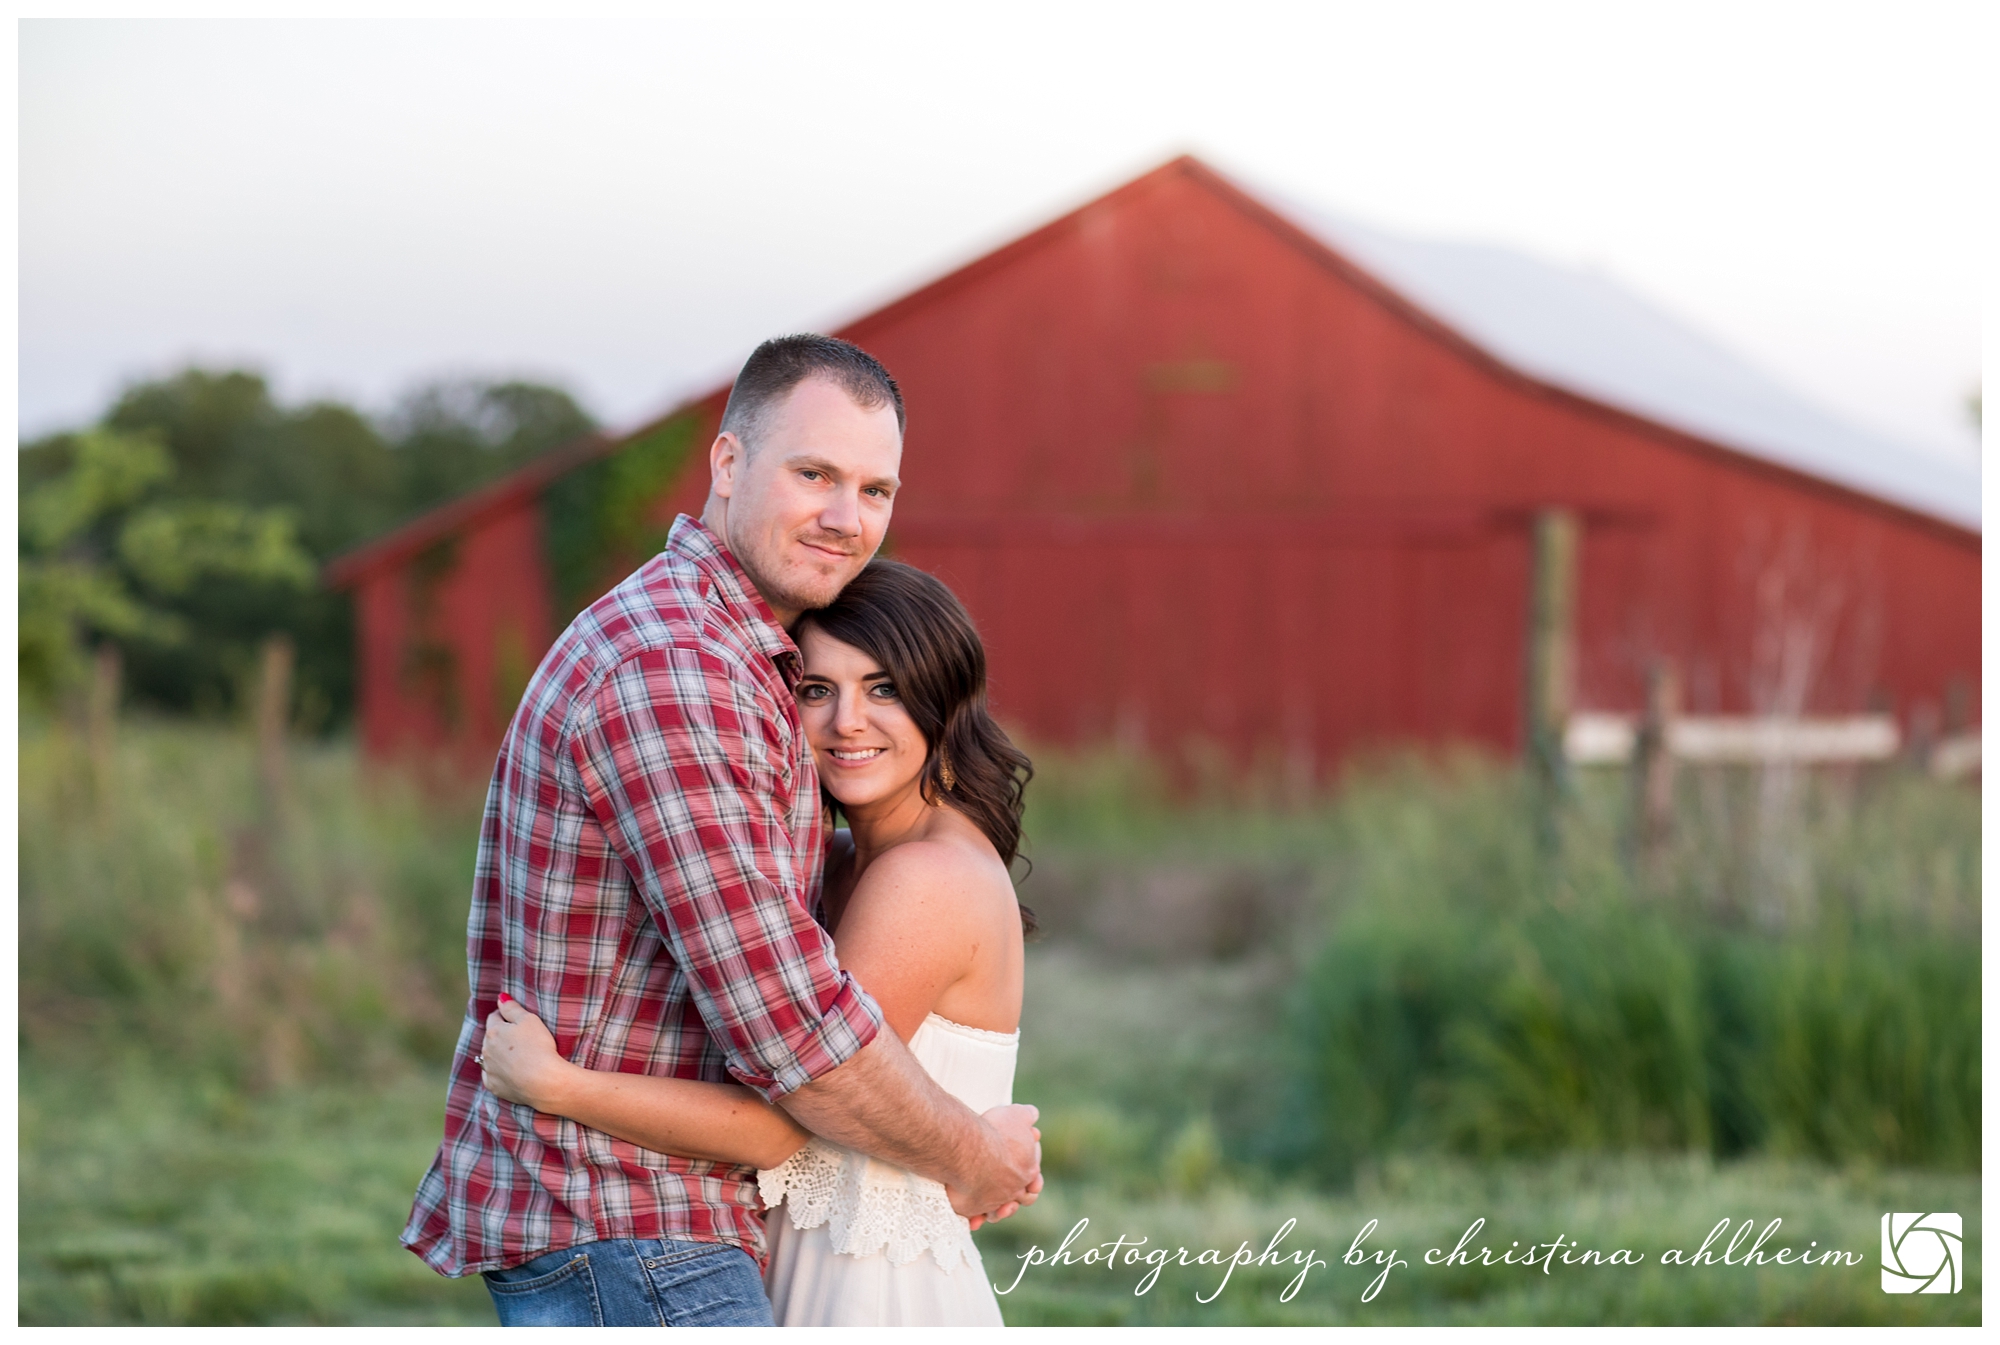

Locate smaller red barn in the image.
[326,157,1980,780]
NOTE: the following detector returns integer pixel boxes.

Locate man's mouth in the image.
[828,748,885,761]
[797,536,856,560]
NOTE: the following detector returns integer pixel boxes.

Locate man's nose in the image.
[818,486,862,538]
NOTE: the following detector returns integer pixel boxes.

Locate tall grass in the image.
[18,715,481,1087]
[17,721,1982,1325]
[20,1062,495,1325]
[24,720,1977,1172]
[1015,749,1979,1179]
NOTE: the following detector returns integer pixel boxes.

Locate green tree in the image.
[386,379,598,515]
[103,369,402,559]
[19,428,315,706]
[23,366,598,725]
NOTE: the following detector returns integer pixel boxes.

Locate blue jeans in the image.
[482,1237,773,1326]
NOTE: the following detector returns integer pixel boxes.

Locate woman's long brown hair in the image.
[797,559,1038,937]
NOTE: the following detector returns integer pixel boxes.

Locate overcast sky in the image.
[17,4,1987,465]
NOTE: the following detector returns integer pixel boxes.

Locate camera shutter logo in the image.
[1881,1214,1961,1293]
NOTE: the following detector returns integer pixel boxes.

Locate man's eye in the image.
[800,470,823,482]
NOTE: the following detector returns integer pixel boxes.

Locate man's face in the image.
[707,376,903,623]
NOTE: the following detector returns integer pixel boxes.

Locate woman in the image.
[478,559,1036,1327]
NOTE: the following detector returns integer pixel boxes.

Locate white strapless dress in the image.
[757,1013,1018,1327]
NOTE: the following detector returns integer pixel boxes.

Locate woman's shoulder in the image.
[851,822,1014,914]
[863,831,1001,889]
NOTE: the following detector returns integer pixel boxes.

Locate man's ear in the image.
[709,432,744,500]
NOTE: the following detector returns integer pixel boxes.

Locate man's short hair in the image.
[718,334,905,451]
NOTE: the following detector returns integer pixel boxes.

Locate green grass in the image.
[1020,750,1980,1178]
[19,951,1972,1327]
[19,715,481,1082]
[979,944,1980,1325]
[17,720,1982,1325]
[20,1061,494,1325]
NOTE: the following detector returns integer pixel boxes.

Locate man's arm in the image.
[780,1030,1041,1218]
[481,979,1036,1210]
[568,646,1037,1212]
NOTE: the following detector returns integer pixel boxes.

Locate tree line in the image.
[20,368,597,729]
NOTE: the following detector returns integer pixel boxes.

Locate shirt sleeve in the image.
[569,642,883,1101]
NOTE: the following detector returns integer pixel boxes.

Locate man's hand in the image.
[780,1031,1042,1217]
[948,1103,1042,1224]
[966,1165,1045,1231]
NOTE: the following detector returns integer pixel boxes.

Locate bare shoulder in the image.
[860,828,1008,904]
[836,814,1025,1035]
[847,823,1016,923]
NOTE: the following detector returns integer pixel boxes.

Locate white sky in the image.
[16,4,1988,465]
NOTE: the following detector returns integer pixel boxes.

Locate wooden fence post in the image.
[1526,508,1580,852]
[87,643,122,801]
[255,634,295,817]
[1631,658,1680,873]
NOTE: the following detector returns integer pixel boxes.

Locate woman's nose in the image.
[834,690,869,733]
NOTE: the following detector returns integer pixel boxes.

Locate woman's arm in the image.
[481,998,810,1170]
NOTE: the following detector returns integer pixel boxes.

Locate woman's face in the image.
[794,625,929,810]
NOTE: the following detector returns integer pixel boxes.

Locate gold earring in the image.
[938,756,956,791]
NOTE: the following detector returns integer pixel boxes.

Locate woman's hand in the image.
[481,995,578,1113]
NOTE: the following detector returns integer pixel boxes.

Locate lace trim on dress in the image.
[758,1139,980,1273]
[756,1012,1016,1274]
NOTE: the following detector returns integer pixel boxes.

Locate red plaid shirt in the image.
[402,516,883,1276]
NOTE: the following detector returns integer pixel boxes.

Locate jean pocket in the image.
[484,1253,603,1327]
[645,1242,771,1327]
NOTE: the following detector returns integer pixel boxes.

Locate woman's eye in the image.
[798,685,829,702]
[869,683,899,700]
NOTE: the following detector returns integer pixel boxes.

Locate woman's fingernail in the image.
[498,992,513,1004]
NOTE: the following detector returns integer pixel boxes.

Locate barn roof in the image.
[1255,183,1980,532]
[325,156,1978,589]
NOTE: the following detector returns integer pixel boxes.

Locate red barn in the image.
[325,156,1980,780]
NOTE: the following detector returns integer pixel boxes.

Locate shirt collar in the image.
[666,514,798,662]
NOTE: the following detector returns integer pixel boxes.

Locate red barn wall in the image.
[352,499,558,774]
[335,159,1979,778]
[842,163,1978,772]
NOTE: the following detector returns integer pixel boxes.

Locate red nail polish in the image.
[498,992,513,1004]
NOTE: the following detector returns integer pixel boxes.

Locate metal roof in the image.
[1259,187,1980,532]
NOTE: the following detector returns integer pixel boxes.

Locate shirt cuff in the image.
[736,970,885,1102]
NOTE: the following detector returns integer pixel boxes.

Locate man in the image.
[402,335,1042,1326]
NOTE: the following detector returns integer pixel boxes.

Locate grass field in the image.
[17,718,1982,1326]
[979,945,1979,1326]
[20,951,1977,1326]
[20,1063,495,1326]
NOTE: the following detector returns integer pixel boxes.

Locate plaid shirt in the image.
[402,516,883,1277]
